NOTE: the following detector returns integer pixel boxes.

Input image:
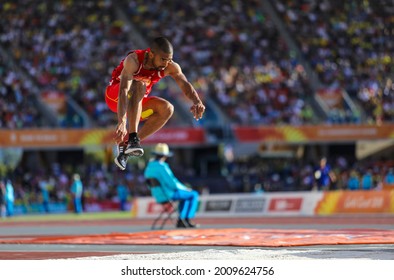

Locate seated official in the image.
[144,143,199,228]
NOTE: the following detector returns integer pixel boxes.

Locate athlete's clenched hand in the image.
[190,101,205,121]
[114,121,127,144]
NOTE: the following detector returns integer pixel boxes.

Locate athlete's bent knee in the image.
[158,101,174,119]
[166,103,174,118]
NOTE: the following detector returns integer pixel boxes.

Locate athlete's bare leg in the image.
[116,84,173,168]
[115,81,146,168]
[138,96,174,141]
[127,81,146,135]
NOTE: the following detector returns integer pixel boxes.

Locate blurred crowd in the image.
[0,0,129,127]
[0,158,147,216]
[2,152,393,214]
[1,1,394,212]
[225,155,394,193]
[122,0,314,125]
[0,0,326,128]
[1,0,393,127]
[274,0,394,123]
[0,64,44,128]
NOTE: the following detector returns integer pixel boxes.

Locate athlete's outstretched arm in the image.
[115,53,139,143]
[168,63,205,120]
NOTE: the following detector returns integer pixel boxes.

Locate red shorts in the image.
[105,83,120,113]
[105,83,153,119]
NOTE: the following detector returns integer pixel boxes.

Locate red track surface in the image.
[1,215,394,227]
[0,216,393,260]
[2,228,394,246]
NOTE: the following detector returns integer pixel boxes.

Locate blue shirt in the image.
[385,173,394,184]
[361,174,373,190]
[317,165,331,187]
[347,177,360,191]
[144,160,188,203]
[39,182,50,202]
[5,181,14,202]
[117,184,128,200]
[71,180,83,198]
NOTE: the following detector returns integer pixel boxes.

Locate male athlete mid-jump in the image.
[105,37,205,170]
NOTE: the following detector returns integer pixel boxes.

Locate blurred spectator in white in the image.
[314,157,336,191]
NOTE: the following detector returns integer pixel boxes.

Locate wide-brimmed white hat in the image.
[152,143,173,157]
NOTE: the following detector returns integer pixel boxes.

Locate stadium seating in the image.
[1,0,393,202]
[273,0,394,123]
[0,64,44,128]
[119,0,317,125]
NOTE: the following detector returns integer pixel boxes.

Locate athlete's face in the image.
[151,50,173,70]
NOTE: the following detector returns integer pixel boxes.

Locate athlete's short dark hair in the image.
[151,37,173,54]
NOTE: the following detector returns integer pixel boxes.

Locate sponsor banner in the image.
[0,128,206,148]
[0,129,113,148]
[234,124,394,143]
[268,198,303,212]
[146,201,174,214]
[382,183,394,191]
[205,199,232,212]
[135,193,321,218]
[315,190,394,214]
[137,190,394,218]
[263,192,322,216]
[143,128,206,145]
[135,197,156,218]
[235,198,265,213]
[3,125,394,147]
